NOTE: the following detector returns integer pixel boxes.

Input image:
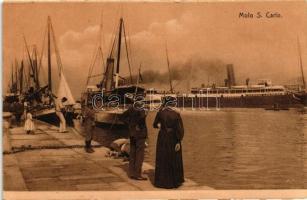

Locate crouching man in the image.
[107,138,130,159]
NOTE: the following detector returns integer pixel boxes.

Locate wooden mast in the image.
[297,36,306,90]
[165,42,174,93]
[47,16,52,92]
[11,63,14,93]
[23,35,36,88]
[19,60,24,94]
[99,11,106,76]
[15,59,18,93]
[115,18,123,88]
[32,45,40,90]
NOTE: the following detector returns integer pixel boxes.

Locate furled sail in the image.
[56,71,75,105]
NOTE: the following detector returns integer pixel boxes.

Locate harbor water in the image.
[74,108,307,189]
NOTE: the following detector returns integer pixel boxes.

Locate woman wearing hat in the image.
[153,96,185,189]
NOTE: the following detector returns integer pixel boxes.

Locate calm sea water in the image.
[74,108,307,189]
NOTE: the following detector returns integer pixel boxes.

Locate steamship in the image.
[176,64,301,108]
[82,17,145,127]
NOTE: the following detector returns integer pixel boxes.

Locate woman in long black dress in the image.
[153,97,184,188]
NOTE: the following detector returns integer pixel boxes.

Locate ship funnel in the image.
[104,58,115,91]
[226,64,236,87]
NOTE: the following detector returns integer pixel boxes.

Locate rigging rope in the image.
[37,22,48,86]
[128,26,134,76]
[23,35,35,82]
[50,22,64,78]
[109,21,119,59]
[99,46,105,74]
[100,19,119,89]
[122,21,133,84]
[99,11,106,72]
[85,10,110,90]
[85,22,102,89]
[22,45,30,90]
[86,46,101,86]
[100,12,107,71]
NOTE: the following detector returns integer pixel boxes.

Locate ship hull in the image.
[293,92,307,107]
[176,94,301,108]
[94,109,126,128]
[33,108,59,125]
[83,85,145,127]
[33,107,75,127]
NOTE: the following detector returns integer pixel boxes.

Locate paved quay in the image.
[3,119,213,191]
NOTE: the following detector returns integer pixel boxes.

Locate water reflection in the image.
[74,108,306,189]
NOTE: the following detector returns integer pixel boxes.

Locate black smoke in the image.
[130,57,228,89]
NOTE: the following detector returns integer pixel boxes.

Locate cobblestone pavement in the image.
[3,120,212,191]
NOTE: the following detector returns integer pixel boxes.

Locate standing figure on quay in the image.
[82,107,96,153]
[153,96,185,189]
[120,100,148,181]
[55,96,68,133]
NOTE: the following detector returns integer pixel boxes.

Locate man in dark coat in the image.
[153,96,184,188]
[82,107,95,153]
[120,101,148,180]
[12,99,24,126]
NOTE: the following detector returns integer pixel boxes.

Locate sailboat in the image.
[82,17,145,126]
[3,61,24,112]
[28,16,76,125]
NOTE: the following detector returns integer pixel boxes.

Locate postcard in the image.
[2,1,307,199]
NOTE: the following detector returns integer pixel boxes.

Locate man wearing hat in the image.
[82,106,95,153]
[120,97,148,180]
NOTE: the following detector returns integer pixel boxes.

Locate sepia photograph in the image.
[2,1,307,199]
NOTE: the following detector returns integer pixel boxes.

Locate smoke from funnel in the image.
[129,56,228,91]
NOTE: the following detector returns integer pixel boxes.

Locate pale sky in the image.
[3,1,307,98]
